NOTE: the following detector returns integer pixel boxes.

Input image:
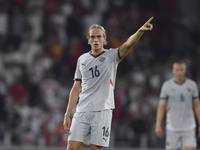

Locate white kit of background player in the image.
[156,61,200,150]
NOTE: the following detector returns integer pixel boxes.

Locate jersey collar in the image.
[174,78,186,85]
[89,50,105,58]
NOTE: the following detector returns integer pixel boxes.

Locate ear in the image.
[172,67,175,74]
[87,36,90,44]
[87,35,90,41]
[184,68,187,74]
[184,64,187,73]
[103,36,107,45]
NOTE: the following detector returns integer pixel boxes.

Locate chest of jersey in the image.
[168,83,193,104]
[79,54,113,82]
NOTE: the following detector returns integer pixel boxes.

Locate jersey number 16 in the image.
[89,66,100,78]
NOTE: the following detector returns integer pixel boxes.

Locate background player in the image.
[155,60,200,150]
[63,17,153,150]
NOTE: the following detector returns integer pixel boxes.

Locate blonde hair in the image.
[87,24,108,45]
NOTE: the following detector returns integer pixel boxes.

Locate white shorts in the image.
[68,109,113,147]
[166,129,196,150]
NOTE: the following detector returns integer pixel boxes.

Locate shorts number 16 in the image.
[102,126,109,137]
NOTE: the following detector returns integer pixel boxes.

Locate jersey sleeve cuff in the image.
[193,96,199,99]
[118,47,124,60]
[74,78,82,81]
[160,97,168,100]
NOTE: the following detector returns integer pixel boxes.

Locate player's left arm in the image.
[119,17,153,59]
[193,98,200,138]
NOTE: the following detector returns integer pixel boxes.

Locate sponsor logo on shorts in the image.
[103,138,108,142]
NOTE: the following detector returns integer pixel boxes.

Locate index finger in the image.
[146,17,154,24]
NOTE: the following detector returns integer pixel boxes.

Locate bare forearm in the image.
[156,105,165,127]
[193,98,200,125]
[65,89,80,118]
[125,29,144,48]
[195,105,200,125]
[120,30,144,58]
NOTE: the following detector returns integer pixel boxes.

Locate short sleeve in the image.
[192,82,199,99]
[160,82,168,99]
[74,57,82,81]
[108,48,121,64]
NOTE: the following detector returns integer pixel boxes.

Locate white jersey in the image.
[160,78,199,131]
[74,48,121,112]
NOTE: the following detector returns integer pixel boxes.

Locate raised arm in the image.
[155,99,167,138]
[119,17,153,58]
[63,80,82,133]
[194,98,200,138]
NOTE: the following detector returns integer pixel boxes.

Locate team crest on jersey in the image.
[99,57,106,62]
[187,88,191,92]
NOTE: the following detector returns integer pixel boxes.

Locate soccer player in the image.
[63,17,153,150]
[155,60,200,150]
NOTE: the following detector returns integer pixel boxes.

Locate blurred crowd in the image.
[0,0,200,148]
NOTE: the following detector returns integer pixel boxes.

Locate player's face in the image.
[172,63,186,81]
[88,29,106,52]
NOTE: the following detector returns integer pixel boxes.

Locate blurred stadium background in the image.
[0,0,200,149]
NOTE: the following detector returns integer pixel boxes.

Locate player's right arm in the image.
[63,80,82,133]
[155,99,167,138]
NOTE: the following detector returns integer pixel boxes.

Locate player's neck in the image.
[174,77,185,84]
[91,48,104,56]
